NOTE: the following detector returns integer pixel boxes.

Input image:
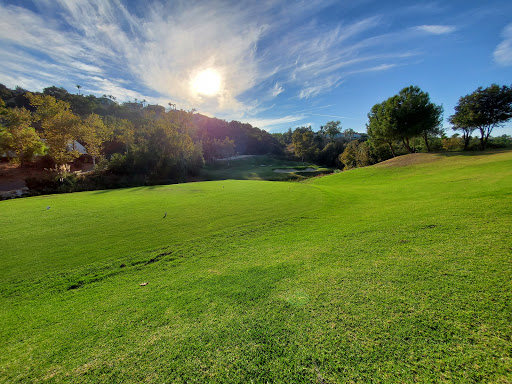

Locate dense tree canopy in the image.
[366,101,398,157]
[0,83,285,186]
[292,126,316,162]
[339,140,370,170]
[0,99,44,164]
[367,86,443,155]
[2,81,507,192]
[323,120,341,141]
[82,113,112,165]
[29,93,84,167]
[449,84,512,150]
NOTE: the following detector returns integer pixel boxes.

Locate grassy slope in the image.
[0,151,511,383]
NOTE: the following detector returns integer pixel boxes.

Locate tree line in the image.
[1,82,511,193]
[274,83,512,171]
[0,84,282,190]
[367,84,512,157]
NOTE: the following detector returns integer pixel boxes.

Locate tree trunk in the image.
[480,127,492,150]
[402,138,413,153]
[387,142,396,157]
[422,132,431,152]
[463,132,469,150]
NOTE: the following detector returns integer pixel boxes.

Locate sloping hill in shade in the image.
[1,150,511,382]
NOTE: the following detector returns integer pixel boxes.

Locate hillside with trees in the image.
[0,84,282,193]
[1,83,511,197]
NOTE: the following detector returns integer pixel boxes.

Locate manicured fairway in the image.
[1,151,511,382]
[199,154,331,181]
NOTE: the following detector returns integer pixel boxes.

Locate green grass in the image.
[199,154,332,181]
[1,150,511,382]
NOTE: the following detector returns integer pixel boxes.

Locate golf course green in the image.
[1,150,511,382]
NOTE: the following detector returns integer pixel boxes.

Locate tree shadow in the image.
[433,148,511,158]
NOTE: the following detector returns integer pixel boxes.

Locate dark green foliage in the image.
[449,84,512,150]
[367,137,396,163]
[271,128,293,148]
[292,126,317,162]
[367,86,443,154]
[339,140,371,170]
[367,101,399,156]
[0,84,286,191]
[25,172,80,194]
[487,134,512,148]
[0,83,14,101]
[194,114,282,156]
[203,137,236,161]
[123,115,204,183]
[323,120,341,141]
[317,141,345,167]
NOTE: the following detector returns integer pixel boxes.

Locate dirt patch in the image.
[273,167,317,173]
[373,153,441,168]
[0,163,45,192]
[0,162,94,193]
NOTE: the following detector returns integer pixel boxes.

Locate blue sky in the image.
[0,0,511,135]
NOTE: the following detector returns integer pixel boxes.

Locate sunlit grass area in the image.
[1,150,511,382]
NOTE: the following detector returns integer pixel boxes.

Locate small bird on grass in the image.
[46,206,51,210]
[163,212,167,218]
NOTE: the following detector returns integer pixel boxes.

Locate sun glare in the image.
[191,68,221,96]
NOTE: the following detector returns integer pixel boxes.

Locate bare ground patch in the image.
[0,163,44,192]
[0,162,94,193]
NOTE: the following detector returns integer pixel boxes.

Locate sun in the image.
[191,68,221,96]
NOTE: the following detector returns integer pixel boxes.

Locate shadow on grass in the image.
[91,188,116,195]
[433,148,512,157]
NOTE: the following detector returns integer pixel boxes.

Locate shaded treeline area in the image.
[0,84,282,194]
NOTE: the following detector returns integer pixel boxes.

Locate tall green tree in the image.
[392,86,443,153]
[339,140,371,170]
[132,113,204,182]
[449,84,512,150]
[0,100,44,164]
[324,121,341,141]
[82,113,112,165]
[29,93,84,168]
[367,101,398,157]
[292,126,316,162]
[343,128,356,140]
[367,86,443,154]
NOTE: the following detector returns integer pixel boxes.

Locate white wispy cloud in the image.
[272,82,284,97]
[0,1,460,123]
[299,77,343,100]
[309,113,354,119]
[245,114,307,131]
[344,63,397,76]
[494,23,512,66]
[414,25,456,35]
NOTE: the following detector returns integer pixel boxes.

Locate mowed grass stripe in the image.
[0,150,511,382]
